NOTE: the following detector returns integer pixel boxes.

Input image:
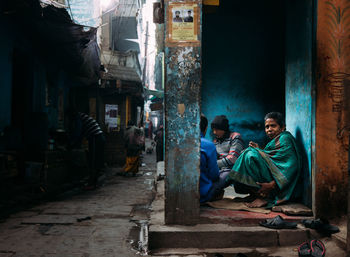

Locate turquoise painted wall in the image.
[202,0,285,147]
[285,0,314,206]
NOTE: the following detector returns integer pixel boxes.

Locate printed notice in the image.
[168,3,199,44]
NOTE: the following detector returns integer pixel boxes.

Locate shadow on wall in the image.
[295,127,311,207]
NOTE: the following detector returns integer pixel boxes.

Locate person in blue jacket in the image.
[200,114,231,203]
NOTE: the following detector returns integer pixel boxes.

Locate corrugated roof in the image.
[102,65,141,82]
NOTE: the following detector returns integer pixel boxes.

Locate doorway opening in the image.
[201,0,314,219]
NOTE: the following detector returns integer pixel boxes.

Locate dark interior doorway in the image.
[202,0,286,147]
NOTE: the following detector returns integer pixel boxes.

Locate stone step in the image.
[150,239,346,257]
[150,180,315,250]
[149,223,311,249]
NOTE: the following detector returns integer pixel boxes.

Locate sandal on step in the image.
[259,215,297,229]
[302,219,339,235]
[310,239,326,257]
[298,241,311,257]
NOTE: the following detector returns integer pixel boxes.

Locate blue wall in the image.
[285,0,314,207]
[202,0,285,146]
[0,20,13,131]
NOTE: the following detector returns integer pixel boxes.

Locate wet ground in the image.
[0,139,157,256]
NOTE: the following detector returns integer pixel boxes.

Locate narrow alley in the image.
[1,0,350,256]
[0,140,156,257]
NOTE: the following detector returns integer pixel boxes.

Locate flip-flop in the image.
[302,219,340,235]
[310,239,326,257]
[259,215,297,229]
[298,241,311,257]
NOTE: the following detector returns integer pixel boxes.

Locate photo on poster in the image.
[183,9,193,22]
[172,9,183,22]
[167,3,199,44]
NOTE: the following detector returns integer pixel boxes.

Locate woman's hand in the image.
[249,141,259,148]
[257,181,276,198]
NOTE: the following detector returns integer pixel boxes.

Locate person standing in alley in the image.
[154,123,164,163]
[124,120,144,176]
[148,119,153,139]
[68,111,105,190]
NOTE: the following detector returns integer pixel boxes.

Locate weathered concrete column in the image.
[164,0,202,225]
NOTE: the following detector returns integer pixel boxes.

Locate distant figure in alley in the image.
[123,120,144,176]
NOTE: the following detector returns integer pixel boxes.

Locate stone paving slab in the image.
[21,214,81,225]
[0,253,15,257]
[0,143,157,257]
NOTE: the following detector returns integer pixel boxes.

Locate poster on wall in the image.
[166,2,200,46]
[105,104,119,132]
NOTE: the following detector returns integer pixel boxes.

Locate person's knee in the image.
[246,151,257,165]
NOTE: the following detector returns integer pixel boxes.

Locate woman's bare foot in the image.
[245,198,268,208]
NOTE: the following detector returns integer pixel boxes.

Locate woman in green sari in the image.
[227,112,301,208]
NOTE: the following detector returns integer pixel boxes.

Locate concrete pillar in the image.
[164,0,202,225]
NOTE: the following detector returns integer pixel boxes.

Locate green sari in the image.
[227,131,301,207]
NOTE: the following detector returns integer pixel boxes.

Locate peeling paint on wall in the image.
[164,10,202,224]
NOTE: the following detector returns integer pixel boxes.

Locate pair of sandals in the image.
[260,215,340,235]
[298,239,326,257]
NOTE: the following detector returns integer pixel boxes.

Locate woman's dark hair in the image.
[264,112,285,127]
[200,114,208,133]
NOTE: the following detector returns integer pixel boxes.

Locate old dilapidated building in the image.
[99,0,144,165]
[0,0,101,195]
[162,0,349,228]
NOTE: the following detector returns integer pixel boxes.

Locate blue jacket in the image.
[200,134,220,203]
